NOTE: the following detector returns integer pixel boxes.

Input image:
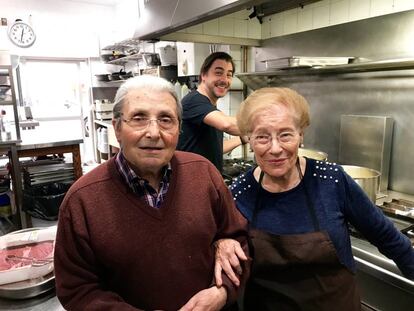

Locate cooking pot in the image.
[341,165,380,202]
[95,74,110,82]
[298,148,328,161]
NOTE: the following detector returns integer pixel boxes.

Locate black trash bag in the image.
[23,182,72,221]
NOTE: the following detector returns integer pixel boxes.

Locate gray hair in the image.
[112,75,182,129]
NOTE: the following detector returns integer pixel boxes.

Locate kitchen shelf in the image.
[237,58,414,89]
[105,53,145,65]
[0,65,21,142]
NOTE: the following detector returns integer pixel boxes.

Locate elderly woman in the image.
[214,87,414,311]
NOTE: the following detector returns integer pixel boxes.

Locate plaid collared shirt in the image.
[115,151,172,208]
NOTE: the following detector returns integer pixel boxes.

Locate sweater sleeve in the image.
[54,194,142,311]
[341,171,414,280]
[209,165,251,305]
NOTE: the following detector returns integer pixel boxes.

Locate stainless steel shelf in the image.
[237,58,414,90]
[0,100,14,105]
[105,53,144,65]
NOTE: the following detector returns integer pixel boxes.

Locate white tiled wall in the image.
[179,9,261,39]
[179,0,414,41]
[263,0,414,39]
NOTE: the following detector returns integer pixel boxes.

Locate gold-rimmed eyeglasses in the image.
[250,131,299,146]
[121,115,178,131]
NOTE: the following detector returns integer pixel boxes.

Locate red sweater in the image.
[54,151,249,311]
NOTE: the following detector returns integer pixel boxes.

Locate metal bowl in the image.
[341,165,380,202]
[298,148,328,161]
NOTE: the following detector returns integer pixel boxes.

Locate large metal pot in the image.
[341,165,380,203]
[298,148,328,161]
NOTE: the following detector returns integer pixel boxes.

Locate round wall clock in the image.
[8,20,36,48]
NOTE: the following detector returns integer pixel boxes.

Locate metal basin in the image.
[298,148,328,161]
[341,165,380,202]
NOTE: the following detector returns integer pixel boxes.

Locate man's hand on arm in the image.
[179,286,227,311]
[214,239,248,287]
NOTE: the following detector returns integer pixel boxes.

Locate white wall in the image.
[0,0,116,58]
[262,0,414,39]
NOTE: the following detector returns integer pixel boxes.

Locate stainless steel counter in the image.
[352,190,414,310]
[0,290,64,311]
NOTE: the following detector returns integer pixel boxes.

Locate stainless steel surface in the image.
[349,191,414,309]
[0,291,63,311]
[263,56,353,70]
[0,273,55,300]
[298,148,327,161]
[236,58,414,90]
[17,138,83,151]
[338,115,393,192]
[342,165,380,203]
[244,10,414,195]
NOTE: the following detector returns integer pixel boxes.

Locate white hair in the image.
[112,75,182,129]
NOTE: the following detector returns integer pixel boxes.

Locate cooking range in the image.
[349,196,414,310]
[222,158,255,186]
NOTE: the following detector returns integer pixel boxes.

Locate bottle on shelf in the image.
[0,110,11,141]
[181,83,189,99]
[174,81,182,101]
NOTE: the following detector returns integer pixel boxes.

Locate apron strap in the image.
[252,158,320,232]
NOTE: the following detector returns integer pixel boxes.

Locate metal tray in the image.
[263,56,353,70]
[0,272,55,299]
[0,227,55,299]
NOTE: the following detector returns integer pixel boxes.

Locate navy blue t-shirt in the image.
[177,91,223,172]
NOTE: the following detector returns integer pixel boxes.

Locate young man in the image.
[54,75,249,311]
[177,52,247,172]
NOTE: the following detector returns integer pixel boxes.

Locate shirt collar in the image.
[115,151,172,190]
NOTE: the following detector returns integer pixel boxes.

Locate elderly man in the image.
[54,75,249,311]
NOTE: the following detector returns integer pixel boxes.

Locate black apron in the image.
[244,162,360,311]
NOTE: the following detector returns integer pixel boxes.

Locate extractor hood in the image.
[134,0,320,41]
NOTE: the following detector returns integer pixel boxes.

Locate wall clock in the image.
[8,20,36,48]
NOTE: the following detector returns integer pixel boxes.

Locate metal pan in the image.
[298,148,328,161]
[341,165,380,202]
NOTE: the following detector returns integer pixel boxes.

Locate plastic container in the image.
[22,183,71,220]
[174,81,182,101]
[0,110,12,141]
[181,83,189,99]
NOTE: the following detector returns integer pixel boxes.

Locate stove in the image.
[222,158,255,186]
[350,197,414,310]
[349,198,414,244]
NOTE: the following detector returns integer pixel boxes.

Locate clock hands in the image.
[20,28,24,42]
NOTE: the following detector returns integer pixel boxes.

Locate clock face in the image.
[8,22,36,48]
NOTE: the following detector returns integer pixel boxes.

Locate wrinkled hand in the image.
[179,286,227,311]
[214,239,247,287]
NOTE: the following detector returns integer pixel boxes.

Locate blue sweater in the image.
[230,158,414,279]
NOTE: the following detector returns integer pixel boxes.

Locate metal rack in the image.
[0,65,21,142]
[237,58,414,90]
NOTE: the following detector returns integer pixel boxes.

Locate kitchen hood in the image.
[134,0,320,41]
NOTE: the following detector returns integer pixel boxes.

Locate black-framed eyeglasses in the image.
[121,115,178,131]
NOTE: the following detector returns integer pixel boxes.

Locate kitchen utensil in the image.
[100,52,126,63]
[298,148,328,161]
[95,74,110,82]
[0,85,11,95]
[142,53,161,67]
[110,69,127,81]
[341,165,380,202]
